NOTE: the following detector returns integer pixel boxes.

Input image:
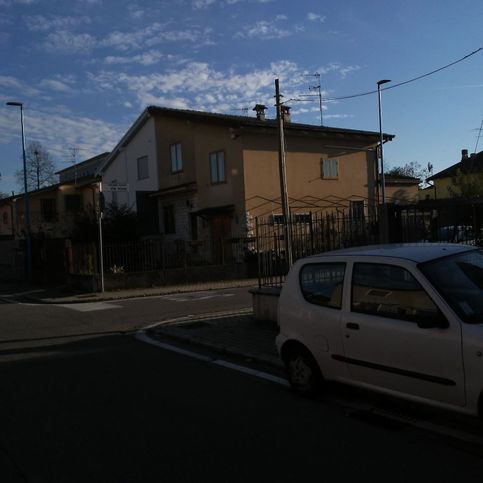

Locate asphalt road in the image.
[1,334,483,483]
[0,287,252,344]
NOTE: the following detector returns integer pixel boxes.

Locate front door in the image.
[340,262,465,407]
[210,214,232,264]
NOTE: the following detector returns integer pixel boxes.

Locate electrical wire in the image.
[291,46,483,104]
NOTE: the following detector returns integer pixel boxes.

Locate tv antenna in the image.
[474,118,483,153]
[305,73,323,126]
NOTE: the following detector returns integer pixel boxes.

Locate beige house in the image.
[98,106,394,256]
[0,153,107,240]
[384,174,420,204]
[426,149,483,200]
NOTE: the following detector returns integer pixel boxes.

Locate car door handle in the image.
[346,323,359,330]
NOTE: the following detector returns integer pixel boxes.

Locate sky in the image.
[1,0,483,195]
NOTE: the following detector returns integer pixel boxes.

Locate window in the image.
[300,263,346,309]
[321,159,338,179]
[137,156,149,180]
[420,249,483,324]
[40,199,57,222]
[2,212,8,225]
[210,151,225,184]
[170,143,183,173]
[64,194,82,212]
[351,263,439,323]
[163,205,175,234]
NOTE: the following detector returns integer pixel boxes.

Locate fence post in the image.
[256,217,261,288]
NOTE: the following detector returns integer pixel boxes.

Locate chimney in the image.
[461,149,469,161]
[253,104,267,121]
[281,105,291,123]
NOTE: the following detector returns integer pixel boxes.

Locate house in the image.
[0,152,108,240]
[97,106,394,260]
[426,149,483,200]
[384,173,420,204]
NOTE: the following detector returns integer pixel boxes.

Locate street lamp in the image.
[6,101,32,281]
[377,79,391,204]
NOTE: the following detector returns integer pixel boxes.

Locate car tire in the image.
[285,347,323,397]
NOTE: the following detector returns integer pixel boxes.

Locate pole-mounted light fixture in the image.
[6,101,32,281]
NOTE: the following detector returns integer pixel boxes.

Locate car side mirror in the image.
[417,313,449,329]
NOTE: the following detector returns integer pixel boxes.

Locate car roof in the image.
[306,243,477,264]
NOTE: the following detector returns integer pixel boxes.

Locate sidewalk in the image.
[0,278,259,304]
[143,309,283,369]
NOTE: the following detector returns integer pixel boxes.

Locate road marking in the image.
[54,302,122,312]
[136,332,213,362]
[136,330,289,386]
[162,292,236,302]
[212,360,289,386]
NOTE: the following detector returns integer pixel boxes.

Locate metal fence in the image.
[255,210,378,287]
[399,201,483,245]
[70,236,257,275]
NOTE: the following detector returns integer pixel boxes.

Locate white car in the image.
[276,243,483,416]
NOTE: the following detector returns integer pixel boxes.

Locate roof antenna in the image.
[474,118,483,153]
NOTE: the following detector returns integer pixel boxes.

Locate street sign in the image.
[105,184,128,192]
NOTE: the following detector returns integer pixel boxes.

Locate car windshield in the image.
[419,249,483,324]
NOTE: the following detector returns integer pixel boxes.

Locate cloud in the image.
[307,13,326,23]
[42,30,97,53]
[192,0,216,8]
[89,60,309,114]
[40,22,215,54]
[104,50,164,66]
[38,79,75,93]
[0,75,41,97]
[0,0,38,5]
[316,63,360,78]
[235,17,293,40]
[24,14,91,32]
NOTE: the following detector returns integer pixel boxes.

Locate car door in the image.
[339,261,465,407]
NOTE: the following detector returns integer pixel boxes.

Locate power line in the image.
[294,46,483,104]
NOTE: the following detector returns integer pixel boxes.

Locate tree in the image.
[15,141,57,192]
[386,161,431,187]
[447,169,483,200]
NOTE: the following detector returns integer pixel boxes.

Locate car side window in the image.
[351,263,439,323]
[300,263,345,309]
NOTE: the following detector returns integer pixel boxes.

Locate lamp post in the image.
[6,101,32,281]
[377,79,391,204]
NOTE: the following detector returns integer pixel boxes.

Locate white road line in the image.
[135,331,213,362]
[136,330,288,387]
[212,360,289,386]
[54,302,122,312]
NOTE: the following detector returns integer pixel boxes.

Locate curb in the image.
[140,308,282,369]
[22,280,259,305]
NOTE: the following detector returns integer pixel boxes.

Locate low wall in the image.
[249,286,281,324]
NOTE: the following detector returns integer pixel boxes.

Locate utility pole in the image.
[275,78,293,269]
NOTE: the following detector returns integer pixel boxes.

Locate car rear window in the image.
[299,263,345,309]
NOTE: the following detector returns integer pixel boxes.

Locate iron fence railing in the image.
[255,210,378,288]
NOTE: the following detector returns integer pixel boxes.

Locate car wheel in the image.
[285,348,322,396]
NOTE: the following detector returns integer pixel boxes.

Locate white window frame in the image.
[137,155,149,180]
[210,151,226,184]
[170,143,183,173]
